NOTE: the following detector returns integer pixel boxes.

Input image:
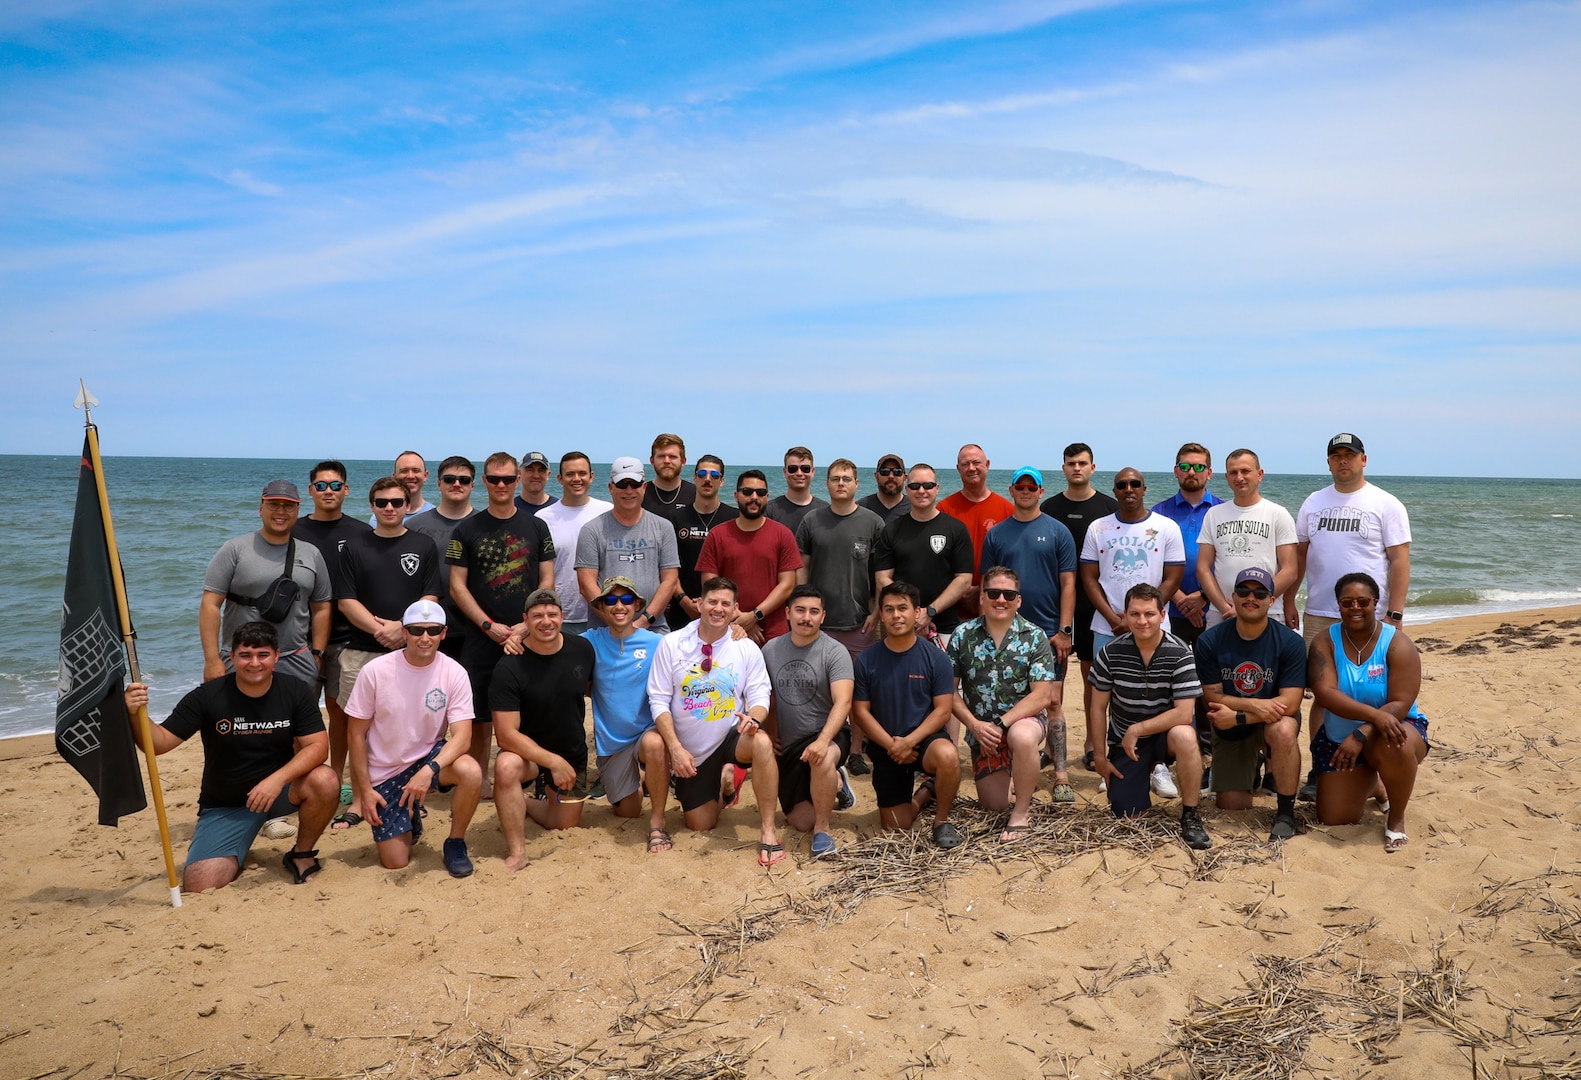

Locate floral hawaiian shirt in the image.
[946,614,1059,745]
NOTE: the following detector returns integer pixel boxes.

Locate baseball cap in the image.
[522,451,550,469]
[598,575,646,605]
[1234,567,1276,592]
[877,453,905,468]
[1326,432,1365,455]
[610,457,646,483]
[402,599,446,626]
[261,479,300,503]
[1010,466,1044,487]
[523,588,562,612]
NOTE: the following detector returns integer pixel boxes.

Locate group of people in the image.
[121,432,1431,891]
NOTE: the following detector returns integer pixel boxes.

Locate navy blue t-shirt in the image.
[852,638,954,738]
[1192,619,1306,741]
[979,514,1078,637]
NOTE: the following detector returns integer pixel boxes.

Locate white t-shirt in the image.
[646,623,772,759]
[1200,497,1298,627]
[536,498,613,622]
[1296,483,1411,618]
[343,650,475,784]
[1079,512,1185,634]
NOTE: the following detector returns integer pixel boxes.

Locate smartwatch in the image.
[1235,710,1247,727]
[480,620,494,633]
[1386,610,1404,623]
[636,610,651,623]
[1058,624,1074,637]
[310,648,325,658]
[752,608,765,622]
[426,759,442,780]
[1353,728,1369,746]
[926,605,938,619]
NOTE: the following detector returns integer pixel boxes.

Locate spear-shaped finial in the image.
[73,379,99,426]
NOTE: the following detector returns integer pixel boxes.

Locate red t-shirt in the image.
[938,491,1015,584]
[695,519,804,639]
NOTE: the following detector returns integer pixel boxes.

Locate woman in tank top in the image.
[1307,571,1430,852]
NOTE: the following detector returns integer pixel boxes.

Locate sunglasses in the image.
[311,480,345,492]
[1233,584,1271,599]
[1011,484,1040,494]
[983,587,1020,601]
[877,467,905,477]
[1114,479,1145,490]
[700,641,713,674]
[404,624,444,636]
[784,463,814,474]
[372,496,407,508]
[599,593,638,607]
[738,487,769,497]
[906,481,938,491]
[1176,462,1209,473]
[1338,596,1377,609]
[695,469,723,480]
[440,474,474,485]
[612,479,644,490]
[483,474,516,486]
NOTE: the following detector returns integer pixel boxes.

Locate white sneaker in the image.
[1150,763,1179,799]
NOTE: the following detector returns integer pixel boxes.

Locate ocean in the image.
[3,454,1578,740]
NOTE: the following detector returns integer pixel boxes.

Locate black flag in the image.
[56,435,147,826]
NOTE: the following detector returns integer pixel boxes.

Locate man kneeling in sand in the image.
[124,621,338,892]
[492,589,596,871]
[345,601,482,878]
[646,576,784,866]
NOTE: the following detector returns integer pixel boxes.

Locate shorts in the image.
[672,728,743,812]
[597,739,646,805]
[1072,602,1100,662]
[338,647,384,703]
[826,626,877,659]
[970,715,1048,781]
[1093,631,1116,658]
[562,620,589,637]
[1301,612,1339,647]
[777,729,852,814]
[1209,727,1267,793]
[317,642,346,702]
[871,729,952,809]
[188,788,298,865]
[460,635,505,724]
[1105,731,1172,817]
[532,764,590,801]
[370,740,445,842]
[1312,716,1429,775]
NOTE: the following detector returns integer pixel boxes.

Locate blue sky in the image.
[2,0,1578,476]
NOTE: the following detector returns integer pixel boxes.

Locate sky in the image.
[2,0,1579,476]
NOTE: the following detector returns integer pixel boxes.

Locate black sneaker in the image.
[588,777,606,801]
[834,766,856,811]
[846,753,871,776]
[1269,812,1298,842]
[442,837,474,878]
[1260,768,1278,795]
[1180,808,1212,850]
[1297,767,1318,803]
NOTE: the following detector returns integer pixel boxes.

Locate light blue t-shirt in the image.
[979,514,1078,637]
[585,626,662,755]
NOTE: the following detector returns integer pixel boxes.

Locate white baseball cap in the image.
[401,599,446,626]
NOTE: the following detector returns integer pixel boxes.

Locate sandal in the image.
[999,824,1031,844]
[647,827,673,854]
[1383,828,1408,853]
[1051,781,1075,804]
[913,776,937,812]
[757,842,786,867]
[330,812,362,830]
[282,849,322,885]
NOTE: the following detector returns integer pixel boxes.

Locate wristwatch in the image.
[426,759,442,780]
[1235,710,1247,727]
[310,648,325,658]
[1386,610,1404,622]
[636,610,651,623]
[752,607,765,622]
[480,620,494,633]
[1058,624,1074,637]
[925,605,938,619]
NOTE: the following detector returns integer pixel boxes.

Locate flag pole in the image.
[78,381,182,908]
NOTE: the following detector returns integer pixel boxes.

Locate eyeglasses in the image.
[440,474,474,486]
[1176,462,1209,474]
[1114,479,1145,490]
[828,475,856,484]
[483,474,516,486]
[612,479,643,490]
[877,467,905,477]
[1233,584,1271,599]
[404,624,444,637]
[785,463,814,474]
[906,481,938,491]
[311,480,345,492]
[738,488,769,497]
[695,469,723,479]
[700,641,713,674]
[599,593,637,607]
[372,496,407,508]
[1338,596,1377,609]
[983,588,1020,601]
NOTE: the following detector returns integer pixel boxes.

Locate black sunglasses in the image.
[1114,479,1145,490]
[785,463,813,473]
[440,474,474,485]
[877,467,905,477]
[372,496,406,508]
[404,624,444,636]
[1233,584,1271,599]
[311,480,345,492]
[483,474,516,485]
[983,587,1020,601]
[612,479,643,490]
[906,481,938,491]
[738,487,769,497]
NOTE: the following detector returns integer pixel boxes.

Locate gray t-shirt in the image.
[405,508,477,603]
[574,510,681,630]
[202,532,333,684]
[795,505,884,631]
[762,631,854,745]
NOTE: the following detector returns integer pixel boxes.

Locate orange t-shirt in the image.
[938,491,1015,583]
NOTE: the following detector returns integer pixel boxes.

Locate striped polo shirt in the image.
[1089,632,1201,748]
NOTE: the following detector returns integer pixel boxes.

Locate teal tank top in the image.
[1324,622,1425,742]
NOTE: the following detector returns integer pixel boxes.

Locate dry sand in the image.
[4,607,1581,1079]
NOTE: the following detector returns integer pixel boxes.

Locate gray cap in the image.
[523,588,562,612]
[261,479,300,503]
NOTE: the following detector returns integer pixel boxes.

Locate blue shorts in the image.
[1093,631,1116,658]
[188,788,298,865]
[1105,731,1171,818]
[1311,716,1429,774]
[371,740,445,842]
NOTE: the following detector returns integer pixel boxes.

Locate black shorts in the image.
[460,634,504,724]
[777,729,852,814]
[870,729,951,809]
[1105,732,1172,817]
[1073,603,1099,663]
[673,728,743,812]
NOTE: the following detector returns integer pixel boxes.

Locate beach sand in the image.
[4,607,1581,1078]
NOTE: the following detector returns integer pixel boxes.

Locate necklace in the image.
[652,483,682,506]
[694,504,723,530]
[1343,622,1381,666]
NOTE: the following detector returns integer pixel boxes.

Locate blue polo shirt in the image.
[1151,489,1222,621]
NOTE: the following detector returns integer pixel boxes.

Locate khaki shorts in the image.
[1301,612,1338,646]
[317,643,347,702]
[339,648,384,702]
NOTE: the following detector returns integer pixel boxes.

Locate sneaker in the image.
[1297,767,1318,803]
[1260,768,1278,795]
[834,766,856,811]
[1150,763,1179,799]
[846,753,871,776]
[1269,812,1298,842]
[588,777,606,801]
[1199,766,1213,797]
[442,837,474,878]
[811,831,837,858]
[1180,807,1212,850]
[931,822,963,850]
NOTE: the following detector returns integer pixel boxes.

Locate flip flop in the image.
[757,842,786,867]
[647,827,673,854]
[282,848,322,885]
[330,812,363,830]
[999,824,1031,844]
[1383,828,1408,853]
[723,765,748,808]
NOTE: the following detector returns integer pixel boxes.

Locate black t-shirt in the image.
[293,515,373,644]
[1039,491,1120,615]
[643,480,696,519]
[1192,619,1307,741]
[766,495,828,536]
[335,530,444,652]
[664,502,741,629]
[857,493,910,524]
[488,636,595,767]
[445,509,556,625]
[872,513,975,633]
[515,495,559,516]
[163,674,324,809]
